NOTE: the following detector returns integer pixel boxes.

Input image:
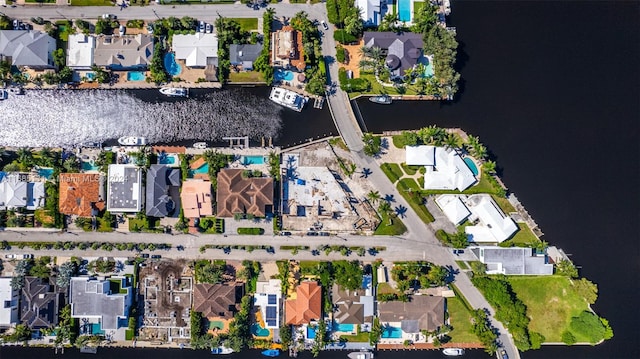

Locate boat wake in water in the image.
[0,89,282,147]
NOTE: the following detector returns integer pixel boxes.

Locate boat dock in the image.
[313,97,324,109]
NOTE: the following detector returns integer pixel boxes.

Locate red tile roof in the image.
[216,169,273,218]
[285,281,322,325]
[58,173,104,217]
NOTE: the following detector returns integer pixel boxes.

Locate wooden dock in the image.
[313,97,324,109]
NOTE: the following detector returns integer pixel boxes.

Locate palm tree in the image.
[16,147,34,169]
[472,143,488,160]
[443,133,460,149]
[380,13,398,32]
[359,45,373,58]
[483,160,496,174]
[465,135,480,152]
[38,147,57,167]
[378,201,391,215]
[367,190,382,205]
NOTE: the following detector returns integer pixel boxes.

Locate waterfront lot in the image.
[446,295,479,344]
[508,276,591,342]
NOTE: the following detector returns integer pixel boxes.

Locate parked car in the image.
[4,254,16,259]
[280,231,292,236]
[140,253,149,258]
[176,245,185,251]
[306,231,319,236]
[118,25,125,36]
[319,232,330,237]
[205,23,212,33]
[321,20,328,30]
[12,19,19,29]
[500,349,509,359]
[151,254,161,259]
[147,24,154,35]
[198,21,205,33]
[102,14,116,20]
[20,254,34,259]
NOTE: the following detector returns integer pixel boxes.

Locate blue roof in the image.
[268,294,277,305]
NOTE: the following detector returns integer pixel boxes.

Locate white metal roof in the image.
[464,195,518,242]
[435,194,471,225]
[423,147,476,191]
[173,33,218,68]
[405,145,435,166]
[67,34,95,69]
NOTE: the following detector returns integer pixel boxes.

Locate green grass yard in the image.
[380,163,404,184]
[228,18,259,32]
[374,210,407,235]
[70,0,111,5]
[339,331,370,342]
[508,222,540,246]
[508,276,592,343]
[228,71,264,83]
[447,296,480,343]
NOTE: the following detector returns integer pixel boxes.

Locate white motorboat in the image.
[368,94,392,105]
[269,87,308,112]
[210,346,234,355]
[442,348,465,356]
[193,142,208,149]
[160,87,189,97]
[0,90,7,100]
[7,87,24,95]
[347,350,374,359]
[118,136,147,146]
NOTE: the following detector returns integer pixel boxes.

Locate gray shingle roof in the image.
[378,296,444,332]
[145,164,181,217]
[363,32,424,77]
[20,277,61,329]
[93,34,153,69]
[0,30,56,68]
[229,44,263,65]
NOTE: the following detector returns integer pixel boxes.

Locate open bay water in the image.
[358,1,639,358]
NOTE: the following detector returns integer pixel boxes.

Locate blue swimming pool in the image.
[242,155,265,165]
[332,322,355,332]
[463,157,479,176]
[38,168,54,179]
[307,326,317,339]
[274,69,294,82]
[251,323,270,337]
[188,163,209,177]
[419,57,434,78]
[164,53,182,76]
[86,72,95,81]
[381,326,402,339]
[81,161,99,171]
[158,153,177,165]
[127,71,146,81]
[398,0,412,23]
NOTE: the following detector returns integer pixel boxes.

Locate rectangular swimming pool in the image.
[398,0,412,22]
[333,322,355,332]
[381,326,403,338]
[242,155,265,165]
[127,71,146,81]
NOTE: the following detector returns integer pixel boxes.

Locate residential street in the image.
[0,3,519,357]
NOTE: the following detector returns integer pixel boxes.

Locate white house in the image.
[405,145,476,191]
[0,277,19,328]
[356,0,383,26]
[106,164,143,213]
[0,172,45,210]
[67,34,95,70]
[172,33,218,68]
[69,277,132,331]
[435,194,471,225]
[470,246,553,275]
[253,279,281,329]
[464,194,518,243]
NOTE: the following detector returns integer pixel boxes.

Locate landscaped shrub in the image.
[333,29,357,44]
[237,227,264,235]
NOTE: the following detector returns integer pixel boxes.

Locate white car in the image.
[118,25,126,36]
[321,20,329,30]
[4,254,16,259]
[198,21,206,33]
[205,23,212,33]
[102,14,116,20]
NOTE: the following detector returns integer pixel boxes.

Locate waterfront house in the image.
[435,194,518,243]
[331,283,374,327]
[172,33,218,68]
[405,145,476,191]
[285,281,322,326]
[66,34,95,70]
[357,0,384,27]
[93,34,153,70]
[58,173,105,218]
[464,194,518,243]
[0,30,56,69]
[106,164,143,213]
[254,279,282,329]
[0,277,19,329]
[0,172,45,211]
[193,283,243,319]
[69,277,132,332]
[363,32,425,79]
[180,179,213,218]
[469,246,554,275]
[378,295,444,335]
[20,277,62,329]
[145,165,181,218]
[271,26,305,71]
[229,44,263,71]
[216,169,274,218]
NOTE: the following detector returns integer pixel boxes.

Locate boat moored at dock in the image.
[210,346,233,355]
[160,87,189,97]
[268,87,308,112]
[442,348,465,356]
[368,94,392,105]
[118,136,148,146]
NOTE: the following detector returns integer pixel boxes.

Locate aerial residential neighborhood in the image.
[0,1,618,359]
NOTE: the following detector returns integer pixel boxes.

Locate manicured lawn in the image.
[70,0,111,5]
[508,222,540,246]
[229,71,264,83]
[374,210,407,235]
[392,135,406,149]
[237,227,264,235]
[340,331,370,342]
[492,195,516,213]
[508,276,591,342]
[299,260,321,274]
[377,282,399,295]
[396,182,434,223]
[455,260,469,270]
[447,296,480,344]
[229,18,259,32]
[380,163,403,184]
[397,177,420,192]
[401,162,421,175]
